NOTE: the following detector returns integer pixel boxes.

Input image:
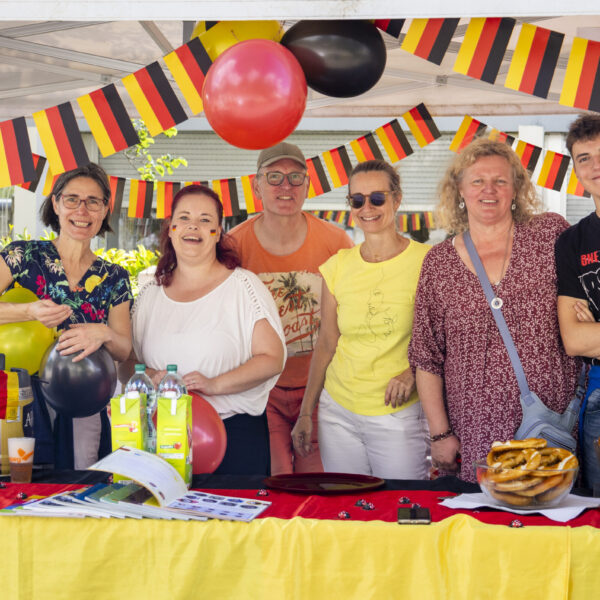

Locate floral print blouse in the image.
[1,240,132,330]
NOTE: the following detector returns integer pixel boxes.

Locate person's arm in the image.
[291,280,340,457]
[182,317,284,395]
[56,300,132,362]
[415,368,460,472]
[557,295,600,359]
[0,256,72,327]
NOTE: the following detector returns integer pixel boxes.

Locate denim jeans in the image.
[581,366,600,490]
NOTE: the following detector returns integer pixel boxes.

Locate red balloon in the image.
[202,39,307,149]
[191,392,227,474]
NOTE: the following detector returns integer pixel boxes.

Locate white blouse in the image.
[132,268,286,419]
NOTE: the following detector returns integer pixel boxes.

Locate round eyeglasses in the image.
[346,191,393,209]
[262,171,307,186]
[60,194,107,212]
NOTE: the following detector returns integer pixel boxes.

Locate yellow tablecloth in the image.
[3,513,600,599]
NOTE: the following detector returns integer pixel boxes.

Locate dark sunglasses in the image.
[346,191,393,209]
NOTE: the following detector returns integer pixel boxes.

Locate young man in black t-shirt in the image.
[556,114,600,489]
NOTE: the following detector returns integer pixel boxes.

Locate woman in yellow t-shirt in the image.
[291,160,431,478]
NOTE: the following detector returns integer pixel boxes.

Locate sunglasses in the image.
[262,171,307,186]
[346,191,393,209]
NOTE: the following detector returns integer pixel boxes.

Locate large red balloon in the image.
[191,392,227,474]
[202,39,307,149]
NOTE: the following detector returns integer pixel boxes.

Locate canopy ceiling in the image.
[0,15,599,123]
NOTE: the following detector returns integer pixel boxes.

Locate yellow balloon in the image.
[191,20,219,38]
[196,20,284,62]
[0,287,56,374]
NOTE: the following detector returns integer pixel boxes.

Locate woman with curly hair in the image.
[408,138,579,481]
[131,184,286,475]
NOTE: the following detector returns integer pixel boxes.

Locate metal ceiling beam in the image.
[139,21,175,54]
[0,79,97,99]
[0,21,107,38]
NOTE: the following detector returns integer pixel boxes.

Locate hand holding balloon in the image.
[27,299,72,328]
[57,323,111,362]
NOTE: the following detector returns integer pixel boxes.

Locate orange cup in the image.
[8,437,35,483]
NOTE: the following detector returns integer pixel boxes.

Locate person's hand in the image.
[291,415,315,457]
[574,300,596,322]
[182,371,218,395]
[384,368,415,408]
[27,299,72,328]
[148,369,167,388]
[56,323,110,362]
[431,435,461,473]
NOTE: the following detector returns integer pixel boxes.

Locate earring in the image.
[458,200,465,210]
[511,202,516,211]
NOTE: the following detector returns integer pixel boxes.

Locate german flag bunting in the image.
[374,119,413,163]
[537,151,570,192]
[122,62,188,136]
[323,210,334,221]
[156,181,181,219]
[108,176,125,230]
[398,213,409,232]
[0,117,36,188]
[566,170,591,198]
[350,133,383,162]
[401,18,460,66]
[514,140,542,174]
[322,146,353,188]
[164,37,213,115]
[488,129,515,146]
[240,174,263,214]
[212,178,240,217]
[18,154,47,193]
[347,212,355,228]
[505,24,564,99]
[373,20,404,38]
[128,180,154,219]
[42,169,60,196]
[449,116,487,152]
[454,18,516,84]
[183,180,210,187]
[33,102,90,175]
[424,211,435,228]
[306,156,331,198]
[77,84,139,158]
[334,211,346,224]
[559,37,600,113]
[402,103,441,147]
[411,213,421,231]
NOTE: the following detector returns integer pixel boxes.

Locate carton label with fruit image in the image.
[156,394,192,487]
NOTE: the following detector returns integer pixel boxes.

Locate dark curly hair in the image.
[39,163,113,235]
[155,184,241,286]
[566,114,600,158]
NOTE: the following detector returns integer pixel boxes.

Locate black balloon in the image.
[281,20,386,98]
[39,341,117,418]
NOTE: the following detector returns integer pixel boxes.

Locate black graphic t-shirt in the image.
[555,211,600,365]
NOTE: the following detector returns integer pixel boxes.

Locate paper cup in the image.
[8,437,35,483]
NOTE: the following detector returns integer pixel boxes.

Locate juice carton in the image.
[110,393,148,482]
[156,394,192,487]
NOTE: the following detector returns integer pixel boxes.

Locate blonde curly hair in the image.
[435,137,542,235]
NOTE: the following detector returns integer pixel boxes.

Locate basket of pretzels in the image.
[475,438,578,509]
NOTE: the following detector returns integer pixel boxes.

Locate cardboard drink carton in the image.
[156,394,192,487]
[110,393,148,482]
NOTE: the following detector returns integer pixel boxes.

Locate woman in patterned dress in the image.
[408,138,579,482]
[0,163,132,469]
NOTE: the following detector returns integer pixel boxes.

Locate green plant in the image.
[0,225,56,250]
[123,119,188,182]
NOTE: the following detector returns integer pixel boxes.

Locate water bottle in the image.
[157,364,187,399]
[124,363,157,453]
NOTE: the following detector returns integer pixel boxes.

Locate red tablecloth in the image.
[2,482,599,527]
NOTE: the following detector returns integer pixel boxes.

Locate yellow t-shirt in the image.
[319,240,430,416]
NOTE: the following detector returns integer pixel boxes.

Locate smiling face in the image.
[458,155,515,229]
[572,135,600,202]
[348,170,400,234]
[168,193,221,262]
[51,176,108,241]
[253,158,309,217]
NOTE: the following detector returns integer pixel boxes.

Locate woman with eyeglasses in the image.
[291,159,431,479]
[0,163,132,469]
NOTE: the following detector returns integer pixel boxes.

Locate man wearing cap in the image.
[230,142,353,475]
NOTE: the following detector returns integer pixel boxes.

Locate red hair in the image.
[155,184,241,286]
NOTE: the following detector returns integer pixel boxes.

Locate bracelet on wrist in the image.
[430,428,454,443]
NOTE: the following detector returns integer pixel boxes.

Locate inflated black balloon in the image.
[39,341,116,418]
[281,20,386,98]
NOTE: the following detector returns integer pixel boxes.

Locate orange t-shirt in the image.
[229,212,353,388]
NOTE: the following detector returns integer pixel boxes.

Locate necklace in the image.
[492,221,513,285]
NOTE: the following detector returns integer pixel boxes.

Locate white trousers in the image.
[318,388,430,480]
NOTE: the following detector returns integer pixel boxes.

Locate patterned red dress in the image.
[408,212,580,482]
